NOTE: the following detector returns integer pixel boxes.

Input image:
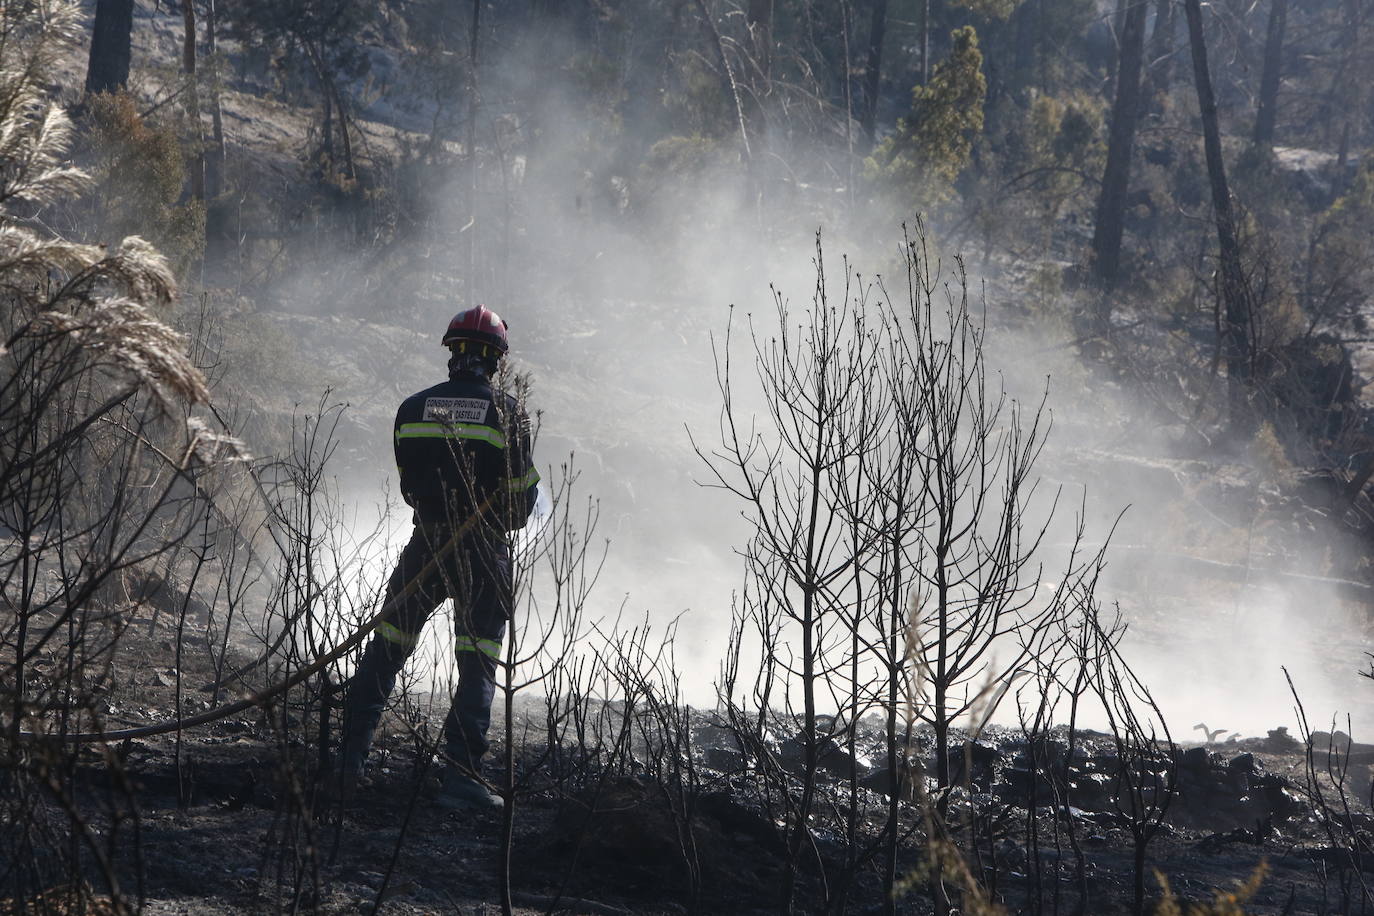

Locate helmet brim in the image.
[443,331,508,352]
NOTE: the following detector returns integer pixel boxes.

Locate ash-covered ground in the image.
[18,600,1373,916]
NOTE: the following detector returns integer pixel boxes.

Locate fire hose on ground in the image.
[15,495,515,745]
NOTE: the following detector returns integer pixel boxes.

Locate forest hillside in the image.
[5,0,1374,913]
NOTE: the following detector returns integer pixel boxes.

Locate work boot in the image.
[320,755,365,805]
[337,727,373,783]
[435,768,503,811]
[334,633,406,795]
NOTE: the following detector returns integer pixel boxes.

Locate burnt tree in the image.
[1253,0,1288,149]
[1185,0,1253,413]
[919,0,931,84]
[693,0,752,161]
[218,0,368,181]
[1147,0,1176,98]
[861,0,889,142]
[201,0,229,259]
[1012,0,1039,95]
[1334,0,1367,170]
[181,0,204,204]
[84,0,134,96]
[1090,0,1149,289]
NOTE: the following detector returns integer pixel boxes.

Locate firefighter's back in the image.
[393,375,512,527]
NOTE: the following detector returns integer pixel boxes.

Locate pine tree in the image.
[84,0,134,96]
[1089,0,1148,287]
[865,25,988,205]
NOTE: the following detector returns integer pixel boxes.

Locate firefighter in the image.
[337,305,540,810]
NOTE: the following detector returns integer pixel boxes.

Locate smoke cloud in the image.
[223,3,1374,744]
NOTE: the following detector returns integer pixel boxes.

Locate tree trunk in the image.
[1113,0,1128,53]
[1132,839,1147,916]
[319,63,334,164]
[1147,0,1175,97]
[205,0,226,202]
[181,0,205,204]
[842,0,855,205]
[1090,0,1149,289]
[467,0,481,296]
[920,0,931,84]
[203,0,228,264]
[332,80,357,182]
[1335,0,1363,173]
[85,0,135,97]
[861,0,889,142]
[1185,0,1252,413]
[693,0,753,162]
[1012,0,1038,97]
[1252,0,1288,149]
[744,0,772,175]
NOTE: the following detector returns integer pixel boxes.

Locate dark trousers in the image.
[341,525,510,773]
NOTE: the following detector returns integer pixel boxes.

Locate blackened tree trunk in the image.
[1090,0,1149,289]
[1252,0,1288,148]
[85,0,135,96]
[861,0,889,142]
[1335,0,1364,171]
[1012,0,1039,95]
[744,0,773,171]
[467,0,481,294]
[920,0,931,84]
[203,0,228,260]
[1147,0,1176,97]
[205,0,226,202]
[181,0,205,204]
[693,0,753,162]
[1185,0,1252,410]
[318,56,334,163]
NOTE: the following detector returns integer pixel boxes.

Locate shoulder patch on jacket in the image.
[423,397,490,423]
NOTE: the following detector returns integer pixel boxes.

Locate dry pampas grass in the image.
[0,0,243,460]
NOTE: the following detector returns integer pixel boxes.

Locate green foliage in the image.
[1309,162,1374,332]
[1037,0,1097,85]
[220,0,372,75]
[951,87,1103,263]
[866,26,987,207]
[1322,162,1374,230]
[642,134,728,176]
[1233,208,1304,355]
[1016,90,1104,215]
[660,53,736,140]
[1037,92,1101,165]
[79,92,204,277]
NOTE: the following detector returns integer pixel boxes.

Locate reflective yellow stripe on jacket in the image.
[507,467,541,492]
[395,422,505,449]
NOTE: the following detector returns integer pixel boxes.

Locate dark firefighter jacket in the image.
[393,372,540,531]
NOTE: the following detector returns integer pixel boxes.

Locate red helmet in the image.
[442,305,509,353]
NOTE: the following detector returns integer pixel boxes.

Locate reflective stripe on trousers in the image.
[456,635,502,659]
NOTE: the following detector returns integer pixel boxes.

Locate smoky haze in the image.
[236,2,1374,743]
